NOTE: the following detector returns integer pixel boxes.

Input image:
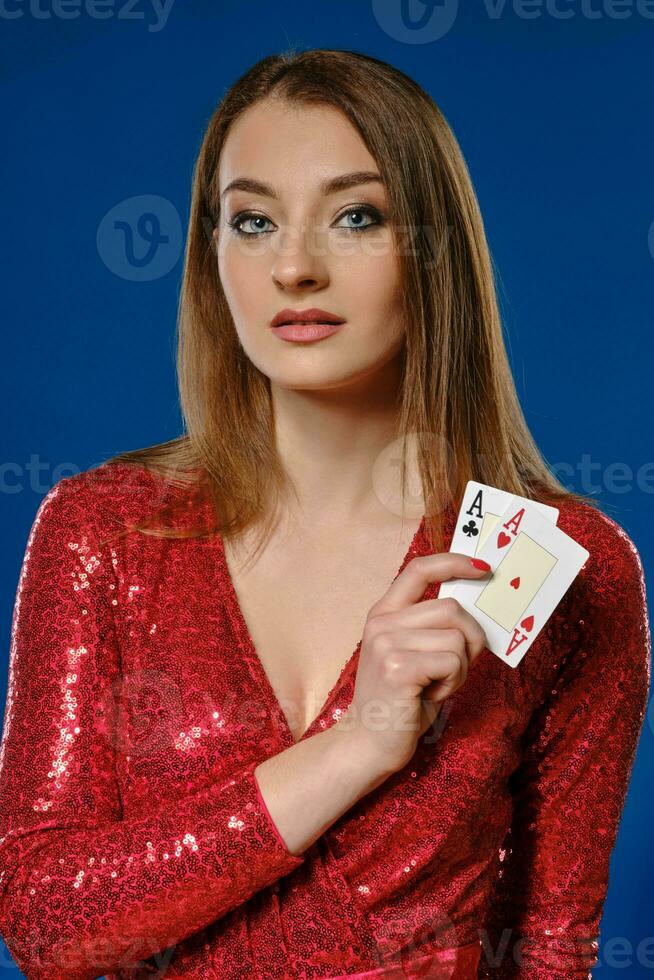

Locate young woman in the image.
[0,49,649,980]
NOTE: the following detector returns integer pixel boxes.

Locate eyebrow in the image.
[220,170,385,201]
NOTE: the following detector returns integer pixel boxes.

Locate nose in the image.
[270,222,329,291]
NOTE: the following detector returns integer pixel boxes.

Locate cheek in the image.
[342,253,404,337]
[218,245,253,315]
[218,244,279,360]
[346,231,399,290]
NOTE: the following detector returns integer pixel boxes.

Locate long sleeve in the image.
[0,479,305,980]
[478,512,651,979]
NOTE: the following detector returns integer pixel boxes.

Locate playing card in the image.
[439,481,559,600]
[444,496,589,668]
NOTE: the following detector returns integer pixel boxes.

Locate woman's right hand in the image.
[337,552,492,776]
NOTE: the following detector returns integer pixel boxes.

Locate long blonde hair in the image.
[101,47,597,555]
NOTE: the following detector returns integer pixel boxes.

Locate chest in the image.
[222,518,423,743]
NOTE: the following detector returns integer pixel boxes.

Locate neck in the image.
[270,358,422,528]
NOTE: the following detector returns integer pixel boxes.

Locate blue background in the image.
[1,2,653,976]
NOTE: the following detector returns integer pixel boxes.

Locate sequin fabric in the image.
[0,462,649,980]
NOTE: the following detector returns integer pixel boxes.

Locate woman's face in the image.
[214,98,405,391]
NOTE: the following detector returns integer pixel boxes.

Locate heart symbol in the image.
[497,531,511,549]
[520,615,534,632]
[510,577,520,589]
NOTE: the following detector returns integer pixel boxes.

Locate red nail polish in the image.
[470,558,491,571]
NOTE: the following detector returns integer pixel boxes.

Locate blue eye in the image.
[334,206,383,232]
[227,213,274,237]
[227,205,384,238]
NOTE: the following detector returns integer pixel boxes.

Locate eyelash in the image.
[226,204,385,238]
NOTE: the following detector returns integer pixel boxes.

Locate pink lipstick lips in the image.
[270,307,346,342]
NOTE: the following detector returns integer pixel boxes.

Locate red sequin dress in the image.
[0,462,649,979]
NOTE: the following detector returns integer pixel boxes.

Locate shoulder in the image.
[555,498,646,602]
[552,499,649,663]
[31,461,178,544]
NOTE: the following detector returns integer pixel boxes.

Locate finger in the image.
[369,630,468,691]
[392,629,468,667]
[379,598,487,660]
[369,552,492,618]
[406,648,468,701]
[427,597,488,661]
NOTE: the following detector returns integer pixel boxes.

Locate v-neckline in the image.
[214,513,429,749]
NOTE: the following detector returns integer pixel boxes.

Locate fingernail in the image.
[470,558,491,571]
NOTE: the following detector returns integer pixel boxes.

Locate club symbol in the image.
[462,520,479,539]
